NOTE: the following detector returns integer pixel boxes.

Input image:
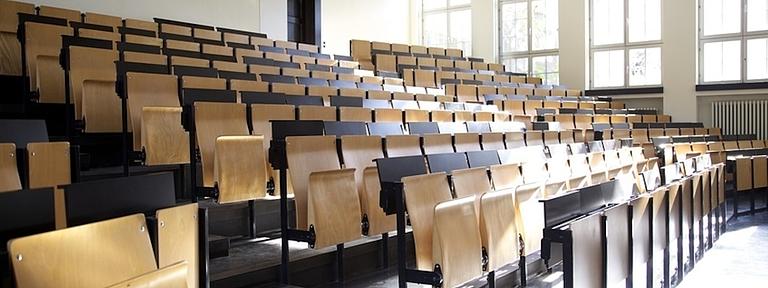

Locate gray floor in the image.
[678,211,768,287]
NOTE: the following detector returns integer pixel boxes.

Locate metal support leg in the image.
[336,243,344,284]
[396,191,407,288]
[487,270,495,288]
[520,255,527,286]
[280,168,289,284]
[381,232,389,268]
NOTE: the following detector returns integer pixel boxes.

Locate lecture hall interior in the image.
[2,0,768,287]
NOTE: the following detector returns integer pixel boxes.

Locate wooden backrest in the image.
[454,133,481,153]
[38,6,81,22]
[9,214,157,288]
[0,0,35,33]
[479,189,520,271]
[308,168,362,248]
[422,134,454,154]
[193,102,249,187]
[490,163,522,190]
[156,203,198,288]
[0,143,21,192]
[505,132,525,149]
[127,73,180,151]
[24,22,72,98]
[231,80,269,93]
[340,135,385,214]
[298,105,336,121]
[433,196,483,288]
[69,46,118,120]
[402,172,453,270]
[286,135,340,229]
[452,167,492,199]
[385,135,422,157]
[27,142,71,189]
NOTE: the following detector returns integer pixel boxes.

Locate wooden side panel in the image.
[9,214,157,288]
[286,136,340,230]
[571,213,604,288]
[141,107,191,165]
[433,197,483,288]
[157,203,199,288]
[0,143,21,192]
[308,169,362,249]
[605,204,630,286]
[215,136,266,204]
[403,173,453,270]
[27,142,70,189]
[736,157,753,191]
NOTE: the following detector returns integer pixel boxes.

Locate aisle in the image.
[678,211,768,287]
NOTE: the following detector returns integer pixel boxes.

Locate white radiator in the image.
[712,100,768,139]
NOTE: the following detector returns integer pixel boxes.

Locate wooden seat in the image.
[156,203,199,288]
[0,0,35,76]
[25,22,73,103]
[433,196,483,288]
[214,136,266,204]
[490,163,523,190]
[126,73,182,152]
[515,182,546,255]
[385,135,422,157]
[9,214,160,288]
[106,262,188,288]
[374,108,403,123]
[604,203,630,286]
[570,212,604,288]
[141,107,191,165]
[525,131,544,146]
[307,168,362,249]
[0,143,21,192]
[194,102,250,189]
[454,133,482,152]
[422,134,454,154]
[340,136,395,235]
[402,172,454,270]
[479,188,520,271]
[298,105,336,120]
[286,135,340,230]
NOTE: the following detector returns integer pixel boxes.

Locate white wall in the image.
[16,0,288,39]
[321,0,411,56]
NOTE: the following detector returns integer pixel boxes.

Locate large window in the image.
[590,0,662,88]
[499,0,560,84]
[423,0,473,56]
[700,0,768,83]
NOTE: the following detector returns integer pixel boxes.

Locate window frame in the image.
[589,0,664,89]
[498,0,560,83]
[698,0,768,84]
[422,0,473,54]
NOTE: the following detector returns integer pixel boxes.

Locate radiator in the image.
[712,100,768,139]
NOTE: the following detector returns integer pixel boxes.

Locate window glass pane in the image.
[532,55,559,84]
[702,40,742,82]
[424,12,448,48]
[501,1,529,53]
[448,9,472,55]
[748,38,768,80]
[424,0,447,11]
[628,0,661,42]
[748,0,768,32]
[592,0,624,45]
[702,0,741,36]
[532,0,559,50]
[449,0,471,6]
[503,57,530,74]
[628,47,661,86]
[593,49,625,87]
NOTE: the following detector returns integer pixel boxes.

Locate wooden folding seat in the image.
[611,115,627,124]
[433,196,484,288]
[723,141,739,151]
[524,131,543,146]
[453,60,471,70]
[504,132,525,149]
[473,111,492,122]
[453,110,472,122]
[753,140,767,149]
[194,102,250,188]
[0,0,34,76]
[285,135,341,229]
[366,90,391,100]
[479,132,505,151]
[297,42,319,53]
[9,214,184,288]
[515,182,547,254]
[508,76,526,83]
[311,70,336,80]
[454,133,482,153]
[272,83,305,95]
[414,70,438,88]
[374,54,397,73]
[280,67,308,78]
[394,172,455,275]
[423,134,454,154]
[612,129,630,140]
[456,85,479,103]
[521,158,549,184]
[223,32,250,47]
[0,143,21,192]
[737,140,754,149]
[588,152,609,184]
[559,131,575,144]
[477,85,498,99]
[298,105,336,121]
[126,73,189,165]
[543,131,560,145]
[231,79,269,95]
[627,115,643,124]
[381,135,418,157]
[373,108,402,123]
[567,154,592,189]
[475,74,493,82]
[264,51,291,62]
[472,62,489,71]
[477,189,521,274]
[340,136,394,235]
[554,115,576,130]
[533,88,550,97]
[664,128,680,136]
[648,128,665,139]
[679,127,695,136]
[202,44,233,61]
[24,22,73,103]
[392,92,415,101]
[573,115,592,130]
[503,100,525,115]
[523,100,543,115]
[68,45,120,132]
[307,86,338,104]
[236,48,262,63]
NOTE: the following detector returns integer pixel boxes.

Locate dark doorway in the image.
[287,0,321,47]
